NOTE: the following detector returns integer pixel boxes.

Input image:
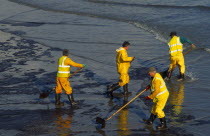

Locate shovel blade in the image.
[96,117,106,128]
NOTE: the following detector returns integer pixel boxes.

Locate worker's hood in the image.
[116,47,125,52]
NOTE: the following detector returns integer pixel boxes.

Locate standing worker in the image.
[107,41,135,98]
[166,31,196,81]
[55,49,86,106]
[144,67,169,130]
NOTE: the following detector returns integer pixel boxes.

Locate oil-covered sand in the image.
[0,0,210,136]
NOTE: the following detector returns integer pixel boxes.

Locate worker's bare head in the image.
[148,67,157,77]
[169,31,177,38]
[122,41,130,50]
[63,49,69,56]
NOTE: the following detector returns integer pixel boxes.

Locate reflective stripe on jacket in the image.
[150,73,168,99]
[168,36,183,56]
[116,47,133,74]
[57,56,71,77]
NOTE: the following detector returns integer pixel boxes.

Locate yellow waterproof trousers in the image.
[119,73,129,87]
[55,77,72,95]
[169,54,185,74]
[151,91,169,118]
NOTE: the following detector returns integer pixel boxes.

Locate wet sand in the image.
[0,0,210,136]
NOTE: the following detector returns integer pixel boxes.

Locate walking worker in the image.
[55,49,86,106]
[107,41,135,98]
[144,67,169,130]
[166,31,196,81]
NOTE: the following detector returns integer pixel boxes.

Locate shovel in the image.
[96,88,147,128]
[39,67,84,99]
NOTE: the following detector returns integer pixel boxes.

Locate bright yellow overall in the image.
[116,47,134,86]
[168,36,185,74]
[148,73,169,118]
[55,56,83,95]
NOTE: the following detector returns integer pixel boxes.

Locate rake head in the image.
[96,117,106,128]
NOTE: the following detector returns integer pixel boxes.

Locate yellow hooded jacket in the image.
[116,47,133,74]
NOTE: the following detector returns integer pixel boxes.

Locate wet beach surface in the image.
[0,0,210,136]
[0,30,209,136]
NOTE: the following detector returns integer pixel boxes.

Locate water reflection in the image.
[54,109,73,136]
[168,82,185,126]
[117,96,131,136]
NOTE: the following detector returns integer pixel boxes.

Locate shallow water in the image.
[0,0,210,136]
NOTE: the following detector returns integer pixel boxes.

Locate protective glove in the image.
[145,96,151,100]
[145,85,150,90]
[82,64,86,68]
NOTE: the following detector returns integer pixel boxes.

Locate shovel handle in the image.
[183,48,193,56]
[106,89,147,121]
[69,67,84,78]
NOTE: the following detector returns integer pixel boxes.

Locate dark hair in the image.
[122,41,130,47]
[169,31,177,36]
[63,49,69,56]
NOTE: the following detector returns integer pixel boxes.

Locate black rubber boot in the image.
[177,73,185,81]
[67,94,77,106]
[156,117,167,130]
[107,83,121,98]
[123,84,132,96]
[55,93,64,106]
[143,113,157,125]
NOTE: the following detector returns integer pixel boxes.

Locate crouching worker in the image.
[144,67,169,130]
[55,49,86,106]
[107,41,135,98]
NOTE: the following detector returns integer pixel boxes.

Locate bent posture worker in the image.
[166,31,196,81]
[144,67,169,130]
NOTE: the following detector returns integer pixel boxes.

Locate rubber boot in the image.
[177,73,184,81]
[143,113,157,125]
[67,94,77,106]
[122,95,129,109]
[107,83,121,98]
[55,93,64,106]
[156,117,167,130]
[123,84,132,96]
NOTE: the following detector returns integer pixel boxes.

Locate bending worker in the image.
[55,49,85,106]
[166,31,196,81]
[107,41,135,98]
[144,67,169,130]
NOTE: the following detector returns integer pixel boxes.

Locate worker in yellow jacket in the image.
[107,41,135,98]
[144,67,169,130]
[166,31,196,81]
[55,49,85,106]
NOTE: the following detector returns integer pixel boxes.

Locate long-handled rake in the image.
[96,88,147,128]
[39,67,84,99]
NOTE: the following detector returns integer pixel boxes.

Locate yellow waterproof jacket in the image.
[116,47,133,74]
[57,56,83,77]
[149,73,169,102]
[168,36,183,57]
